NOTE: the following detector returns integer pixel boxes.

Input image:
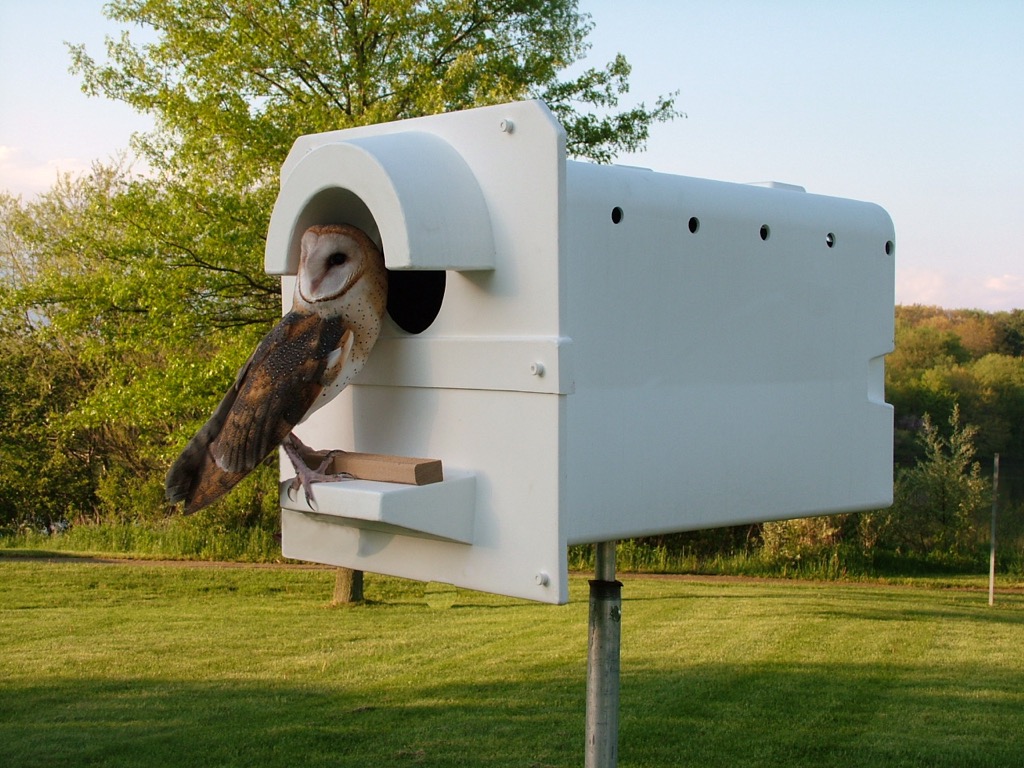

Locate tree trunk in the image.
[332,567,364,604]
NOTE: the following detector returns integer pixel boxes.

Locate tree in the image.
[1,2,680,540]
[967,354,1024,457]
[863,405,987,560]
[993,309,1024,357]
[0,307,99,532]
[72,0,679,177]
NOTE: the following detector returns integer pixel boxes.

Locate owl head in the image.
[294,224,387,317]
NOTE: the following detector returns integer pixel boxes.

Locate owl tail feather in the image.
[165,367,253,514]
[165,441,250,515]
[165,409,250,515]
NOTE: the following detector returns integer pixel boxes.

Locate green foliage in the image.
[760,515,848,566]
[888,305,1024,464]
[0,170,270,531]
[0,189,104,530]
[0,328,98,531]
[71,0,679,175]
[864,406,987,559]
[2,515,279,562]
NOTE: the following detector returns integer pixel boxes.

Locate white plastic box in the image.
[266,100,895,604]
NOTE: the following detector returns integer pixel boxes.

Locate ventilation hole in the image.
[387,270,445,334]
[885,240,895,256]
[826,232,836,248]
[760,224,771,241]
[688,216,700,234]
[611,206,624,224]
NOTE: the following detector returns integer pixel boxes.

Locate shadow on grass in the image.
[0,675,575,768]
[2,659,1021,768]
[0,550,100,560]
[814,606,1024,627]
[622,661,1024,768]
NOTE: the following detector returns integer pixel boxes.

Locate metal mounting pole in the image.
[586,541,622,768]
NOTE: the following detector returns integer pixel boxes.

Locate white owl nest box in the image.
[266,99,895,604]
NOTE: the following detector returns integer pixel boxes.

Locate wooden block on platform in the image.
[304,450,444,486]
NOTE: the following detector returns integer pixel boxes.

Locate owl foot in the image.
[282,434,352,511]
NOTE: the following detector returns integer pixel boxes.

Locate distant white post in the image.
[989,454,1000,607]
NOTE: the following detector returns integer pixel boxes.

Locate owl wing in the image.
[165,310,350,511]
[213,311,351,473]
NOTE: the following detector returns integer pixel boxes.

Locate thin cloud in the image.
[0,144,134,198]
[898,266,1024,312]
[984,274,1024,296]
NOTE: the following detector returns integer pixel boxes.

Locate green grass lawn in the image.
[1,556,1022,767]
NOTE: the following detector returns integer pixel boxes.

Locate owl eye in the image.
[327,252,348,267]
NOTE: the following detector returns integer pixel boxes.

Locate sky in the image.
[1,0,1022,311]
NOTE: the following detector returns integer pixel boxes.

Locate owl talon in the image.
[315,449,348,475]
[283,435,352,510]
[301,479,320,513]
[284,475,322,511]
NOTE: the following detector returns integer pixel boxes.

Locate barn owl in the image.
[165,224,389,514]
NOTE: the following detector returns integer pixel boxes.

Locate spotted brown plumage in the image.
[165,224,388,514]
